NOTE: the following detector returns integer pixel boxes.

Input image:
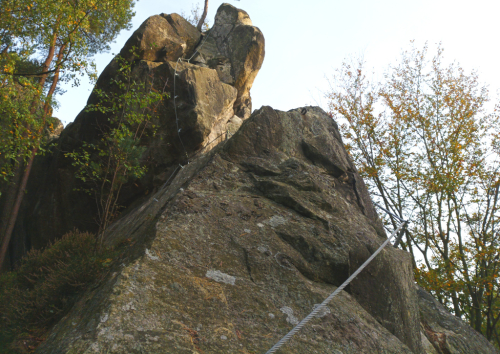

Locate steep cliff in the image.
[4,3,497,354]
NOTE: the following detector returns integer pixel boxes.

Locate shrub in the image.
[0,230,117,352]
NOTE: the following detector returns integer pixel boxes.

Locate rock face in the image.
[191,4,265,119]
[418,286,499,353]
[4,4,497,354]
[34,106,497,354]
[118,3,265,119]
[119,14,199,63]
[46,117,64,141]
[6,3,265,267]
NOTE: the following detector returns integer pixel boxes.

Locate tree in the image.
[327,43,500,346]
[66,52,167,248]
[197,0,209,32]
[0,0,136,271]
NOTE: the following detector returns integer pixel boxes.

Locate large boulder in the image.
[116,3,265,120]
[191,3,265,118]
[34,107,497,353]
[119,14,201,62]
[6,4,264,268]
[36,106,423,353]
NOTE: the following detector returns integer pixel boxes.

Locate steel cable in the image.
[265,219,408,354]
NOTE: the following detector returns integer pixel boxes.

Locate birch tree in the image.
[327,43,500,346]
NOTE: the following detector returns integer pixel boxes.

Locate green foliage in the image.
[327,42,500,347]
[1,0,137,189]
[0,54,60,185]
[0,0,137,271]
[0,230,118,352]
[66,52,167,243]
[1,0,135,78]
[0,64,44,183]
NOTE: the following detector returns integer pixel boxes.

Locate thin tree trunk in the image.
[451,290,462,318]
[0,147,37,272]
[36,33,58,96]
[0,86,56,271]
[0,163,23,271]
[43,44,65,115]
[196,0,208,31]
[0,35,60,272]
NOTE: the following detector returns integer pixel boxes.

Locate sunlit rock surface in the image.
[8,3,265,267]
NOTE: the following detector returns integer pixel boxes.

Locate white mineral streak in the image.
[122,301,136,311]
[257,246,268,253]
[206,270,236,285]
[265,215,288,227]
[313,304,331,318]
[145,248,159,261]
[280,306,299,325]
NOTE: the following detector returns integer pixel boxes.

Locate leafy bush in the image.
[0,230,117,352]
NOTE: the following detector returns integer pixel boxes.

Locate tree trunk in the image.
[0,148,37,272]
[43,44,65,115]
[0,35,59,272]
[0,163,23,271]
[196,0,209,31]
[38,34,58,92]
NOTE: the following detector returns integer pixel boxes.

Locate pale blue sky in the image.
[55,0,500,125]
